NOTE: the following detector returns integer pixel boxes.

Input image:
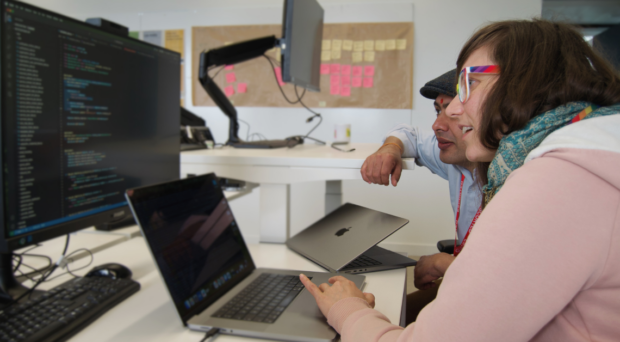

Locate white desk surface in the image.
[37,237,406,342]
[181,143,416,170]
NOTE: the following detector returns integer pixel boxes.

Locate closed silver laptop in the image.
[287,203,417,273]
[126,173,364,342]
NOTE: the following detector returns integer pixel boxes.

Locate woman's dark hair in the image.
[455,19,620,192]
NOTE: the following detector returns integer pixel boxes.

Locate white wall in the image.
[23,0,542,256]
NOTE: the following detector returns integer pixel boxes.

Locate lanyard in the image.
[453,174,481,257]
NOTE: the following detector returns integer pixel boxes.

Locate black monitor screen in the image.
[0,0,180,251]
[281,0,323,92]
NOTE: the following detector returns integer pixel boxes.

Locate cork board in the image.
[192,22,413,109]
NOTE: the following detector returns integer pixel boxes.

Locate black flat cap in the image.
[420,69,457,99]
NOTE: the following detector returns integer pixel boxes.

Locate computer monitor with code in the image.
[0,0,180,301]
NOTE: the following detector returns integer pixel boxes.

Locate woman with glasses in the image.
[300,19,620,342]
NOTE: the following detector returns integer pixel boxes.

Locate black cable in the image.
[45,248,94,282]
[200,328,220,342]
[210,65,225,79]
[264,55,305,104]
[5,235,70,307]
[304,136,326,145]
[14,253,52,278]
[12,254,22,273]
[237,118,251,141]
[331,142,356,153]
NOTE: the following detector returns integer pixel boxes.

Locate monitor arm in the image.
[198,36,279,145]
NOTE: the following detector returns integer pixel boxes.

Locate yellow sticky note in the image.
[364,51,375,62]
[332,39,342,51]
[224,41,233,46]
[321,50,331,61]
[353,41,364,52]
[352,51,363,63]
[319,101,326,107]
[364,40,374,51]
[375,40,386,51]
[385,39,396,50]
[342,40,353,51]
[274,47,281,62]
[322,40,331,50]
[396,39,407,50]
[331,50,341,60]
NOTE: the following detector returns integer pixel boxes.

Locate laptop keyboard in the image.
[341,254,382,270]
[212,273,310,324]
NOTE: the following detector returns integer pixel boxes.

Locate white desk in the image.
[37,236,406,342]
[181,143,415,243]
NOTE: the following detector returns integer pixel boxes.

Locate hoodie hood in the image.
[525,114,620,191]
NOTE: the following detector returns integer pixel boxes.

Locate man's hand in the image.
[300,274,375,318]
[414,253,455,290]
[361,137,404,186]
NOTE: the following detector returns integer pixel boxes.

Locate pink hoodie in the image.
[327,115,620,341]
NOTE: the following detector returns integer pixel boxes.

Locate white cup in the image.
[334,124,351,144]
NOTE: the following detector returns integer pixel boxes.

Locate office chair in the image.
[437,239,455,255]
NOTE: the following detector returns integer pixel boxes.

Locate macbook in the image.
[125,173,365,342]
[287,203,417,273]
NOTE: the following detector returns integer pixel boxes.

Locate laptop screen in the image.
[126,173,256,322]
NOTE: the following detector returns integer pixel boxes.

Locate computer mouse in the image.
[285,136,304,144]
[85,263,132,280]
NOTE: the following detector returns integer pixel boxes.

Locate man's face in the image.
[431,93,469,167]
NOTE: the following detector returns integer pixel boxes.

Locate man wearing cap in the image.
[360,69,482,323]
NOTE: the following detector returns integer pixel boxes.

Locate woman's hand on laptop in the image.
[300,274,375,318]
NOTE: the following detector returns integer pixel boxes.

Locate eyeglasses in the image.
[457,65,500,103]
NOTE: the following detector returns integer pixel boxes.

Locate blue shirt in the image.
[387,124,482,244]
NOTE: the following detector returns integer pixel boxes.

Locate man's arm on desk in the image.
[361,137,404,187]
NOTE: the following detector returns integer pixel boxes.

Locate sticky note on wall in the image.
[364,66,375,76]
[322,40,331,50]
[331,50,341,60]
[224,85,235,97]
[332,39,342,51]
[342,40,353,51]
[237,83,247,93]
[330,64,341,74]
[375,40,386,51]
[320,64,330,74]
[341,65,351,75]
[224,65,234,71]
[352,52,363,63]
[364,40,374,51]
[352,66,363,76]
[396,39,407,50]
[353,41,364,52]
[226,72,236,83]
[321,51,331,61]
[364,51,375,62]
[385,39,396,51]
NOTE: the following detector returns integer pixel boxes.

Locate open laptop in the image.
[287,203,417,274]
[125,173,365,342]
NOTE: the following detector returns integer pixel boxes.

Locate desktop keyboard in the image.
[212,273,310,324]
[0,276,140,342]
[230,139,298,149]
[341,254,382,270]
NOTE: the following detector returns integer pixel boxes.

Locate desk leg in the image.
[325,180,342,215]
[259,184,290,243]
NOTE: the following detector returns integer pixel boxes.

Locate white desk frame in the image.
[181,143,414,243]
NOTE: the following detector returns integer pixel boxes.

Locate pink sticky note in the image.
[352,77,362,88]
[224,65,234,71]
[226,72,236,83]
[340,86,351,97]
[364,65,375,76]
[237,83,247,93]
[363,77,374,88]
[352,66,363,77]
[224,85,235,97]
[330,85,340,95]
[320,64,330,75]
[330,64,341,74]
[275,67,285,86]
[330,74,340,86]
[341,65,351,75]
[341,75,351,86]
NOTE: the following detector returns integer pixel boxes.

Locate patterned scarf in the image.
[483,101,620,206]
